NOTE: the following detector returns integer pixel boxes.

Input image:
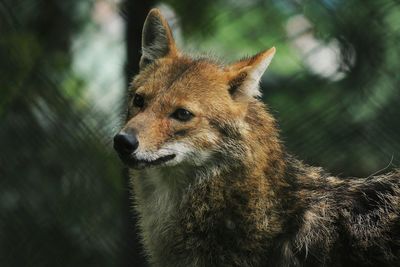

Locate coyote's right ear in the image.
[140,8,178,69]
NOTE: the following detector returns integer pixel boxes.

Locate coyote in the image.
[114,8,400,267]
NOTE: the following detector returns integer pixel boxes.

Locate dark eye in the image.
[171,108,194,122]
[132,94,144,108]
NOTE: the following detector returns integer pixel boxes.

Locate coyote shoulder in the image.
[113,8,400,267]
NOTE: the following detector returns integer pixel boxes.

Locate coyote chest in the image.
[132,167,282,267]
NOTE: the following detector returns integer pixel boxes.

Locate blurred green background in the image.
[1,0,399,266]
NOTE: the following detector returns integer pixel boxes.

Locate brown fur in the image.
[116,9,400,267]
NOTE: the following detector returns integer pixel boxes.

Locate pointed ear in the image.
[140,9,178,69]
[226,47,276,98]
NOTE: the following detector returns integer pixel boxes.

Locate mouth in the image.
[118,153,176,169]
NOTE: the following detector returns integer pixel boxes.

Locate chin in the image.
[120,154,176,169]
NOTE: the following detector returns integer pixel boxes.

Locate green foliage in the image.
[0,0,123,266]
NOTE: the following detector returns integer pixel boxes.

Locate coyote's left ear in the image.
[226,47,275,98]
[140,8,178,69]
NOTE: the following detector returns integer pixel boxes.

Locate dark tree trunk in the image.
[121,1,155,267]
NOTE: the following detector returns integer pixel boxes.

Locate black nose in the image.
[113,132,139,155]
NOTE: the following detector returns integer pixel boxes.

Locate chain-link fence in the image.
[1,0,399,266]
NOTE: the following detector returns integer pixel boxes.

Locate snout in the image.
[113,132,139,156]
[113,130,177,169]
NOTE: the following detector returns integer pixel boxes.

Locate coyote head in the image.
[114,9,276,169]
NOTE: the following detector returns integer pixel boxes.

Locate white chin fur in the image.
[135,142,210,166]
